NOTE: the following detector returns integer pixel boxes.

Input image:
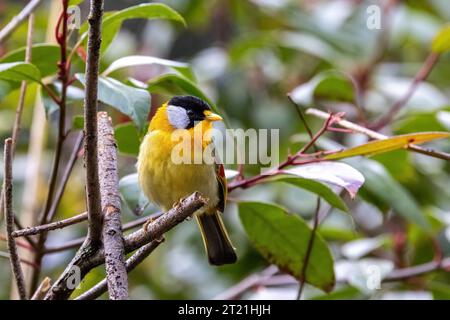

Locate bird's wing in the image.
[214,149,227,213]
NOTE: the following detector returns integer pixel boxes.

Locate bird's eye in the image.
[186,110,194,117]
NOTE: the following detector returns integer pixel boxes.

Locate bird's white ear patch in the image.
[167,105,190,129]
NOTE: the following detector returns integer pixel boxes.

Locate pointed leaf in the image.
[432,24,450,53]
[290,71,355,106]
[115,122,141,156]
[102,55,195,81]
[0,44,60,77]
[239,201,335,292]
[80,3,185,55]
[348,158,431,231]
[76,73,151,132]
[0,62,41,83]
[325,132,450,160]
[269,176,349,212]
[282,162,365,198]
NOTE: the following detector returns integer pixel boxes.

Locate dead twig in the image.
[0,0,42,43]
[306,108,450,161]
[44,192,206,300]
[75,239,164,300]
[12,212,88,238]
[83,0,104,246]
[3,138,27,299]
[31,277,51,300]
[98,112,128,300]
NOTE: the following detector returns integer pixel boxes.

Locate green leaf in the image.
[282,162,365,198]
[41,86,59,118]
[0,44,60,77]
[72,115,84,130]
[290,71,355,106]
[115,123,141,156]
[147,73,219,114]
[312,285,363,300]
[76,73,151,132]
[239,201,335,292]
[393,111,449,134]
[432,24,450,53]
[348,158,431,232]
[69,0,84,5]
[80,3,185,55]
[325,132,450,160]
[269,176,349,212]
[102,55,195,81]
[0,62,41,83]
[119,173,154,215]
[0,80,21,99]
[41,84,84,118]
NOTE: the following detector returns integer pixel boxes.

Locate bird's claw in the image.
[143,217,154,232]
[172,197,186,208]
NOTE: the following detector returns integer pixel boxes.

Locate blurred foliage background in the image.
[1,0,450,300]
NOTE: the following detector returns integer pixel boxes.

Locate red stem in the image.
[228,113,337,192]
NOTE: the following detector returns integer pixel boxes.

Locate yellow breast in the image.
[137,106,219,212]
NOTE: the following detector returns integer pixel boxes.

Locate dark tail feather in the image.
[196,212,237,266]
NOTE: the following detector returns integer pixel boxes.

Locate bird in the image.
[137,95,237,266]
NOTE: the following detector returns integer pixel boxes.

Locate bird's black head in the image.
[167,95,220,129]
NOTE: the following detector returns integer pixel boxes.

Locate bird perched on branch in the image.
[137,95,237,265]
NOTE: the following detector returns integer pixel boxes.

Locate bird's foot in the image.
[172,197,186,208]
[143,217,154,232]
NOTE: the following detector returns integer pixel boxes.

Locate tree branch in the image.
[12,212,88,238]
[213,266,279,300]
[42,213,162,254]
[75,239,164,300]
[97,112,128,300]
[306,108,450,161]
[44,192,207,300]
[83,0,104,245]
[370,52,440,130]
[0,0,42,43]
[46,132,84,223]
[3,138,27,300]
[0,13,35,227]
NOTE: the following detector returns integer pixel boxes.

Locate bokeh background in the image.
[1,0,450,300]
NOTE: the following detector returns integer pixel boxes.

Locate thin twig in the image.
[0,251,40,269]
[13,134,83,238]
[42,213,162,254]
[44,192,207,300]
[46,132,84,223]
[287,94,316,149]
[98,112,128,300]
[11,14,34,155]
[12,212,88,238]
[31,277,51,300]
[217,257,450,299]
[213,266,279,300]
[3,138,27,300]
[0,0,42,43]
[297,198,321,299]
[370,52,440,130]
[384,257,450,282]
[75,239,165,300]
[83,0,104,245]
[0,13,35,228]
[0,234,34,251]
[31,0,72,292]
[228,112,336,192]
[306,108,450,161]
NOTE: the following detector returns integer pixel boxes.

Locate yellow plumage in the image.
[137,98,237,265]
